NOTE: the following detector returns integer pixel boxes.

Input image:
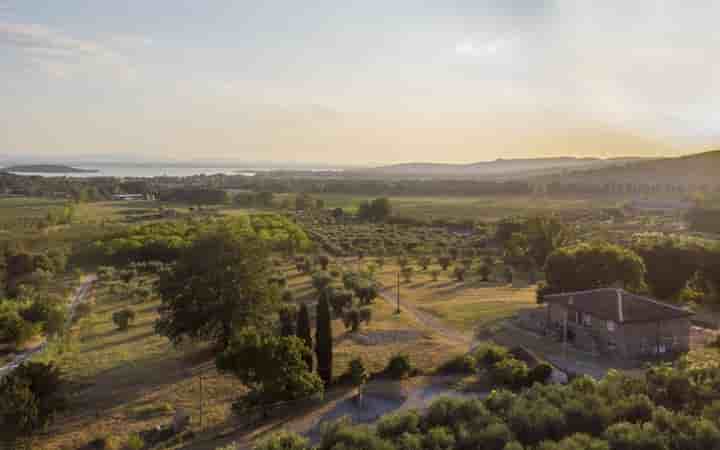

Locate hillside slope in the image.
[359,157,646,179]
[541,150,720,186]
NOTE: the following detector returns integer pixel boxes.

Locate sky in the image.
[1,0,719,165]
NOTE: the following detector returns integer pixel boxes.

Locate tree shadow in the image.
[82,330,156,353]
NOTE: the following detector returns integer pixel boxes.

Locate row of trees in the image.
[540,238,720,305]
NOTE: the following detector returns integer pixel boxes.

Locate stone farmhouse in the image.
[545,288,693,359]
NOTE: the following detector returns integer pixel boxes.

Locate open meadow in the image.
[33,263,464,450]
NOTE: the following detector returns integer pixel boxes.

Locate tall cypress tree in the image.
[296,303,313,370]
[315,297,333,385]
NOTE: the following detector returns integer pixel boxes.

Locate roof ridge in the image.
[621,291,691,314]
[544,287,617,298]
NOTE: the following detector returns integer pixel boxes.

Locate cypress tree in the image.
[296,303,313,370]
[315,297,333,385]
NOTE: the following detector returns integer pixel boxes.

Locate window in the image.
[640,338,650,354]
[581,313,592,327]
[607,320,617,332]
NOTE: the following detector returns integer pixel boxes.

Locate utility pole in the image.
[563,310,568,361]
[396,271,400,314]
[199,374,204,431]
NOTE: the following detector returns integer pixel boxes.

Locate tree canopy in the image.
[155,231,279,347]
[216,328,323,407]
[545,243,646,294]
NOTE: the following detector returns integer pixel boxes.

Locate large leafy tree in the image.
[544,243,646,294]
[155,231,278,348]
[0,362,65,440]
[526,215,572,269]
[216,328,323,407]
[634,239,700,300]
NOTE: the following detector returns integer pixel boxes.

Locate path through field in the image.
[378,287,474,348]
[0,275,96,378]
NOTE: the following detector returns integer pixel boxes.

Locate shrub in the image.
[112,308,136,331]
[255,431,310,450]
[490,358,529,389]
[281,289,295,303]
[528,363,553,385]
[386,353,413,380]
[614,394,655,424]
[377,411,421,441]
[90,435,120,450]
[125,433,144,450]
[0,310,37,348]
[348,357,369,387]
[467,422,513,450]
[453,266,466,281]
[474,343,509,369]
[358,307,372,325]
[438,354,477,375]
[343,308,362,332]
[423,426,455,450]
[401,266,414,283]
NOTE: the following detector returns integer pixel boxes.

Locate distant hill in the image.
[2,164,99,174]
[356,157,647,179]
[540,150,720,186]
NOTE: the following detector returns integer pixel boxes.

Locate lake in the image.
[6,165,257,178]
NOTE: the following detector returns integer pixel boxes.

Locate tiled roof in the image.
[545,288,693,323]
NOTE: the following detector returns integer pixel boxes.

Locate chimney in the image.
[616,289,624,323]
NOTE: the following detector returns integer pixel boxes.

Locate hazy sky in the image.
[1,1,719,164]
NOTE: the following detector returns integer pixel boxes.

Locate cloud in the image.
[0,22,146,80]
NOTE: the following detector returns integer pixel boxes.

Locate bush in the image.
[467,422,513,450]
[90,435,121,450]
[125,433,144,450]
[474,343,509,369]
[348,357,369,387]
[386,353,413,380]
[0,310,37,348]
[112,308,136,331]
[377,411,421,441]
[343,308,361,332]
[490,358,529,390]
[528,363,553,385]
[255,431,310,450]
[423,426,455,450]
[0,362,66,437]
[438,354,477,375]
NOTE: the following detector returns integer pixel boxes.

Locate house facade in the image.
[545,288,693,359]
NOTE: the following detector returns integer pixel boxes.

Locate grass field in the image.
[37,277,245,450]
[373,262,538,333]
[282,193,620,221]
[35,265,462,450]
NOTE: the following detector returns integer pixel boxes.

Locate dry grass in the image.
[332,299,464,375]
[35,278,245,450]
[374,263,537,332]
[35,266,462,450]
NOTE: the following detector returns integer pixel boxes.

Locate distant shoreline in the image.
[3,164,99,174]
